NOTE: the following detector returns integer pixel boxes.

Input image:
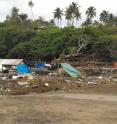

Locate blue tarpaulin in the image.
[35,63,45,70]
[16,64,32,74]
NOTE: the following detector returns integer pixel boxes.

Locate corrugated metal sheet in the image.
[0,59,23,66]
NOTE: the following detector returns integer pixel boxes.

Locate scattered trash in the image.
[0,65,116,95]
[45,63,51,67]
[17,82,30,86]
[88,81,97,85]
[98,76,103,79]
[12,75,23,80]
[44,83,49,87]
[2,77,8,80]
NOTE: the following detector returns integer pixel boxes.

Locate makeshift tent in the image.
[35,63,45,70]
[61,63,80,77]
[0,59,23,71]
[16,64,32,74]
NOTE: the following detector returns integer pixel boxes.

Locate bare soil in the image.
[0,66,117,124]
[0,90,117,124]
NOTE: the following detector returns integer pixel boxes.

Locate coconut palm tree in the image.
[71,2,78,12]
[66,2,81,26]
[86,6,96,23]
[113,16,117,26]
[65,7,72,26]
[49,19,55,25]
[10,7,20,23]
[82,18,92,26]
[68,4,75,26]
[74,7,81,25]
[11,7,19,19]
[53,7,63,27]
[108,13,115,25]
[100,10,109,24]
[19,14,28,22]
[28,0,34,20]
[69,2,78,26]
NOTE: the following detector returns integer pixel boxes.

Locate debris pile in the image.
[0,66,117,95]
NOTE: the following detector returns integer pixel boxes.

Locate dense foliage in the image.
[0,3,117,62]
[1,22,117,61]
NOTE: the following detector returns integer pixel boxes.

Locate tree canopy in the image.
[0,2,117,62]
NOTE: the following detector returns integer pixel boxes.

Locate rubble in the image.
[0,66,116,95]
[17,82,30,86]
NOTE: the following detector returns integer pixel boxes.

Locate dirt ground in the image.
[0,89,117,124]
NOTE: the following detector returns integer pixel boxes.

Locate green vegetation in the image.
[0,1,117,62]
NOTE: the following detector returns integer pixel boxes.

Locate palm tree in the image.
[11,7,19,19]
[93,20,100,26]
[113,16,117,26]
[53,7,63,27]
[70,2,78,26]
[86,6,96,23]
[74,7,81,25]
[108,13,115,25]
[65,7,72,26]
[66,2,81,26]
[100,10,109,24]
[49,19,55,25]
[10,7,20,23]
[19,14,28,22]
[82,18,92,26]
[5,15,10,21]
[71,2,78,12]
[28,0,34,20]
[69,4,75,25]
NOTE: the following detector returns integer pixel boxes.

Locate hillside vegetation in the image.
[0,2,117,62]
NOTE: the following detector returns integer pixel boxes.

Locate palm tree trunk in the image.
[60,20,61,27]
[72,18,74,26]
[31,7,34,20]
[58,19,59,27]
[69,20,71,26]
[76,19,78,26]
[67,20,69,26]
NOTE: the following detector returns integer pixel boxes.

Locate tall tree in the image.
[108,13,115,25]
[10,7,20,23]
[53,7,63,27]
[19,14,28,23]
[28,0,34,20]
[5,15,10,21]
[74,7,81,25]
[113,16,117,26]
[65,7,72,26]
[82,18,92,26]
[70,2,78,25]
[68,4,75,25]
[100,10,109,24]
[86,6,96,23]
[100,11,115,26]
[65,2,81,26]
[49,19,55,25]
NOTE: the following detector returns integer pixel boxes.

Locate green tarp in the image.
[61,63,80,77]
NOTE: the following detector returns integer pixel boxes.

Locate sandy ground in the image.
[0,92,117,124]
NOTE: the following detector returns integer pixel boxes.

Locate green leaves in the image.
[1,18,117,61]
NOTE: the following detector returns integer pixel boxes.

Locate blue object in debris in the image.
[16,64,32,74]
[35,63,45,70]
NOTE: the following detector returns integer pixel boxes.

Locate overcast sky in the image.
[0,0,117,25]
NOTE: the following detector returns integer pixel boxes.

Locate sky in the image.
[0,0,117,26]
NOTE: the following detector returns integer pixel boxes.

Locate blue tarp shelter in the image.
[35,63,45,70]
[16,64,32,74]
